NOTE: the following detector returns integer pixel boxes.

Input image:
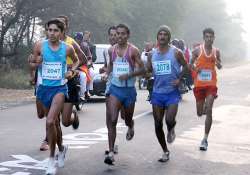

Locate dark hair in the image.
[203,28,215,36]
[47,18,65,32]
[108,26,117,35]
[116,24,130,35]
[171,38,179,47]
[57,15,69,27]
[74,32,83,40]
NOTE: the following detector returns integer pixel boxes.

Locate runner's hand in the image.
[119,73,129,81]
[172,79,180,86]
[215,60,222,69]
[65,70,74,79]
[101,73,108,81]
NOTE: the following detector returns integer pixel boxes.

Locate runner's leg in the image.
[47,93,65,157]
[106,95,121,152]
[153,105,168,152]
[204,94,215,138]
[165,104,178,143]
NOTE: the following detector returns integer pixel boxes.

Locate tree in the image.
[0,0,52,66]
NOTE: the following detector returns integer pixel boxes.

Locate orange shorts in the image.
[193,86,218,101]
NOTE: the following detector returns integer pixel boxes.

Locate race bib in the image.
[153,60,171,75]
[198,69,212,81]
[113,62,130,77]
[42,62,63,80]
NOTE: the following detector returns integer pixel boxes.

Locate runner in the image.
[146,25,188,162]
[100,26,118,96]
[57,15,87,129]
[28,23,50,151]
[31,18,79,174]
[190,28,222,151]
[102,24,145,165]
[100,26,120,155]
[35,15,86,152]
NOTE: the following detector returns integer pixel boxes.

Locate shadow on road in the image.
[86,97,106,103]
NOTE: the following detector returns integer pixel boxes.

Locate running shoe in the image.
[199,139,208,151]
[158,151,170,162]
[57,145,68,168]
[46,157,57,175]
[104,152,115,165]
[40,140,49,151]
[72,111,79,130]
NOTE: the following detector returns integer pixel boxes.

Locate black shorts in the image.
[65,75,80,104]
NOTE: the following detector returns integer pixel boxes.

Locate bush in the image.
[0,69,31,89]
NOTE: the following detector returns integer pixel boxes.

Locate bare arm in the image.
[107,47,114,74]
[176,49,189,80]
[119,46,146,80]
[67,45,79,71]
[172,49,189,86]
[30,41,43,70]
[102,47,113,81]
[72,40,87,65]
[128,47,146,78]
[215,49,222,69]
[190,47,200,71]
[146,52,153,73]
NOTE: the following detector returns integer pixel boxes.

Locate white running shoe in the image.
[57,145,68,168]
[199,139,208,151]
[46,157,57,175]
[158,151,170,162]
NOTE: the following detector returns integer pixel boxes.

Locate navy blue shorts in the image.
[36,85,68,108]
[150,89,181,107]
[109,84,137,107]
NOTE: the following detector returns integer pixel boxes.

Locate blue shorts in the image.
[109,84,137,107]
[36,85,68,108]
[150,89,181,107]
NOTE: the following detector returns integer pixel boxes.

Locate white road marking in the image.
[0,110,152,174]
[0,168,10,171]
[64,111,151,149]
[134,111,151,119]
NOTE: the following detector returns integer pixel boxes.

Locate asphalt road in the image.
[0,63,250,175]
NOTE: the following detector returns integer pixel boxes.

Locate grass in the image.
[0,69,31,89]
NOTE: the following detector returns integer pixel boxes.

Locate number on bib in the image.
[198,69,212,81]
[153,60,171,75]
[42,62,63,80]
[113,62,129,77]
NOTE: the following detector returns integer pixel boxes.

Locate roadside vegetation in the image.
[0,0,246,88]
